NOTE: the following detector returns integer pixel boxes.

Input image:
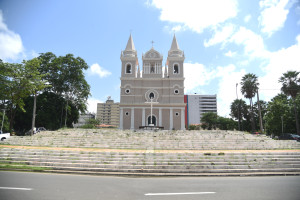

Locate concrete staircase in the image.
[0,129,300,176]
[2,129,300,150]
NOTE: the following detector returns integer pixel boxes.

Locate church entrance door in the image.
[147,116,157,126]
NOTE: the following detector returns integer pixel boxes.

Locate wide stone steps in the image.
[1,147,299,176]
[2,130,300,150]
[1,130,300,176]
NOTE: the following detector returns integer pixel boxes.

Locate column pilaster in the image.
[130,108,134,130]
[119,108,123,129]
[169,108,173,130]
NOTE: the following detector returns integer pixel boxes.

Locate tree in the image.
[38,53,90,128]
[14,91,81,133]
[80,118,101,129]
[264,94,295,136]
[1,62,32,130]
[253,100,267,132]
[217,116,237,130]
[230,99,247,130]
[241,73,259,133]
[0,111,9,133]
[201,112,218,130]
[279,71,300,134]
[23,58,50,135]
[0,60,8,105]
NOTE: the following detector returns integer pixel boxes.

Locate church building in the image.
[119,34,185,130]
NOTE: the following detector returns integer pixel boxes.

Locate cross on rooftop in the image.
[151,40,154,47]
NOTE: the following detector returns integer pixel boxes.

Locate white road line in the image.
[145,192,216,196]
[0,187,33,191]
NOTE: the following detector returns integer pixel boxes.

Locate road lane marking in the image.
[0,187,33,191]
[145,192,216,196]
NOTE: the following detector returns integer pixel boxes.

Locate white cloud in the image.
[230,26,269,58]
[89,63,112,78]
[87,97,102,114]
[225,50,237,57]
[30,50,39,58]
[258,0,293,36]
[0,10,24,61]
[151,0,238,33]
[171,25,186,32]
[260,34,300,101]
[215,65,246,117]
[204,24,236,47]
[205,25,269,59]
[184,62,217,92]
[244,14,251,23]
[184,62,246,117]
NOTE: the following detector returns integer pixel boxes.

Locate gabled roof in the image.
[143,47,163,60]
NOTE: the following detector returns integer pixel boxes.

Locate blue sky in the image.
[0,0,300,117]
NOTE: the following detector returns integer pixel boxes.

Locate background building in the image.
[119,34,185,130]
[97,97,120,127]
[185,94,217,126]
[73,113,95,128]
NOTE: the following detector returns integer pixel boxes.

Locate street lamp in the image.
[281,116,284,137]
[236,83,240,131]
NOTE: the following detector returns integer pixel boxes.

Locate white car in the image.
[0,131,10,141]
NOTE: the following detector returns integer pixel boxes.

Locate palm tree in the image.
[240,73,259,133]
[279,71,300,135]
[230,99,247,131]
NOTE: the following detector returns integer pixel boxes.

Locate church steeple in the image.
[170,34,180,51]
[168,34,183,57]
[121,34,138,78]
[167,34,184,78]
[125,34,135,51]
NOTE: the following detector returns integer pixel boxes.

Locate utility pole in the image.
[256,89,264,133]
[281,116,284,136]
[236,83,240,131]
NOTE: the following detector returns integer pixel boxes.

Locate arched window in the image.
[149,92,155,99]
[150,64,155,73]
[126,64,132,74]
[173,64,179,74]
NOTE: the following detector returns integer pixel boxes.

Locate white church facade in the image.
[119,34,186,130]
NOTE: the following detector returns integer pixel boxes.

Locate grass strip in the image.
[0,162,52,171]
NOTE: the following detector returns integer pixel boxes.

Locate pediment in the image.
[144,48,162,59]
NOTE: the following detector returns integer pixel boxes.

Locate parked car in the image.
[37,127,47,132]
[279,133,300,141]
[290,134,300,141]
[0,131,10,141]
[25,127,47,135]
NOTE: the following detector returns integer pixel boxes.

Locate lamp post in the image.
[281,116,284,137]
[236,83,240,131]
[256,89,264,133]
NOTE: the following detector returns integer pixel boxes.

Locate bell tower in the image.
[167,34,185,78]
[120,34,138,78]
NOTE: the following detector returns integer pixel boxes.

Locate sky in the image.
[0,0,300,117]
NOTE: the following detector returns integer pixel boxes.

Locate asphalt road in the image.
[0,171,300,200]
